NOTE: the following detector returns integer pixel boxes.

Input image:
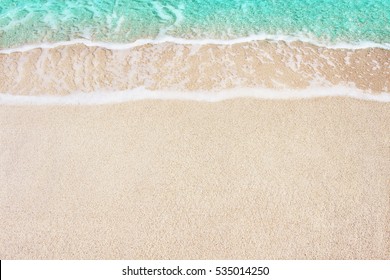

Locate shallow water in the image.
[1,0,389,48]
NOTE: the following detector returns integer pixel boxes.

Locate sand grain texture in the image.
[0,98,389,259]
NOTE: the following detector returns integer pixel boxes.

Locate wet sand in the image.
[0,97,389,259]
[1,41,389,96]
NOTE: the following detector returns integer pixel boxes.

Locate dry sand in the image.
[0,97,389,259]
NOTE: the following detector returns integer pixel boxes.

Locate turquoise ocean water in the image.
[0,0,389,48]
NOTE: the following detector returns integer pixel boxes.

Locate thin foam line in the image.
[1,87,389,105]
[1,35,389,54]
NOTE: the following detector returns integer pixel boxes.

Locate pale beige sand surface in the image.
[1,41,389,96]
[0,97,389,259]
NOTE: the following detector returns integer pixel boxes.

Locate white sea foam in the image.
[0,86,389,105]
[1,34,389,54]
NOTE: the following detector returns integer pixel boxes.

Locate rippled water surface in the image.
[0,0,389,48]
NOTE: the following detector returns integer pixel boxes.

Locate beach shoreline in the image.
[1,41,389,97]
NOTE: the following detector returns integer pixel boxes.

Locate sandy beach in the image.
[1,97,389,259]
[1,42,389,96]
